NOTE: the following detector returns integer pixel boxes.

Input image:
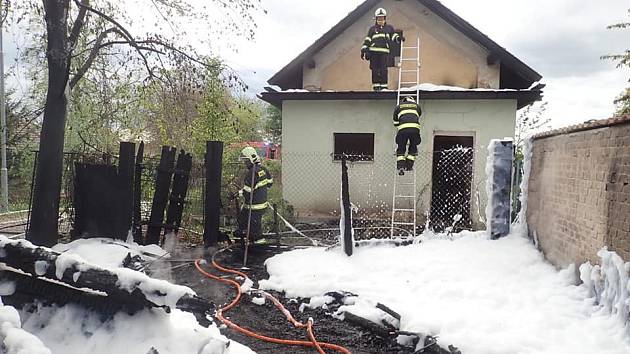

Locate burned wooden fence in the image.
[145,146,177,245]
[73,142,135,240]
[27,143,199,246]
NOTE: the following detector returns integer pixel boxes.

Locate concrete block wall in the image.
[527,117,630,267]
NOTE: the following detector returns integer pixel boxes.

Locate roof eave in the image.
[259,90,542,110]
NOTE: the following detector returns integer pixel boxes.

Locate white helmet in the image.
[375,8,387,18]
[404,96,416,103]
[241,146,261,164]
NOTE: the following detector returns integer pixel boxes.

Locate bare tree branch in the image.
[68,0,89,51]
[0,0,10,25]
[70,27,117,89]
[7,106,45,146]
[150,0,176,34]
[96,40,165,54]
[72,0,154,79]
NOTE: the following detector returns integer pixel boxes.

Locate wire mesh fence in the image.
[21,144,490,244]
[280,147,487,240]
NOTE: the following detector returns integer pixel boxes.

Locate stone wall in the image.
[527,117,630,267]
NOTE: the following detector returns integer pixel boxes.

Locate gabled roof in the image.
[268,0,542,90]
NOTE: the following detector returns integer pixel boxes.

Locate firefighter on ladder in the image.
[361,8,404,91]
[393,96,422,175]
[234,147,273,244]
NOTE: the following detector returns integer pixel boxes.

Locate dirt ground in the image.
[170,243,457,354]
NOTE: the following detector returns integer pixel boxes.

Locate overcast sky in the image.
[4,0,628,129]
[223,0,630,128]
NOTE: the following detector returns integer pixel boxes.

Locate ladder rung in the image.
[395,195,415,198]
[393,209,415,212]
[396,183,415,186]
[402,46,419,49]
[393,222,416,226]
[400,58,417,61]
[399,93,418,96]
[400,81,417,84]
[401,70,418,73]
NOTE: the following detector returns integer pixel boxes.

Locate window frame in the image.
[332,132,375,162]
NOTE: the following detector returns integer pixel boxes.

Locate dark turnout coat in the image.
[241,163,273,211]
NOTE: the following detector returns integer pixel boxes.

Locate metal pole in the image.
[0,2,8,212]
[272,203,280,248]
[243,165,255,267]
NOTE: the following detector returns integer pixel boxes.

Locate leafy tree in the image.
[264,105,281,144]
[5,94,42,209]
[139,59,264,155]
[6,0,261,246]
[602,9,630,116]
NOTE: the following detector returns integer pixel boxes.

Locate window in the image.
[333,133,374,162]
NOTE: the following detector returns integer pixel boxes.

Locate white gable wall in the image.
[281,98,516,228]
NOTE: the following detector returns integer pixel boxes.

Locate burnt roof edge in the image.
[259,89,543,110]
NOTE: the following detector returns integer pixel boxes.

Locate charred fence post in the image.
[71,142,134,240]
[165,151,192,235]
[117,142,136,240]
[146,146,177,245]
[132,142,145,244]
[341,157,353,256]
[203,141,223,247]
[487,140,514,239]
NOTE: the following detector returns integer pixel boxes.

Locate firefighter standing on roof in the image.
[393,96,422,175]
[234,147,273,244]
[361,8,404,91]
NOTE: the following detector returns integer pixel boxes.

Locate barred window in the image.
[333,133,374,162]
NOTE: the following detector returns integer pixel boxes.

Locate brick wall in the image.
[527,117,630,267]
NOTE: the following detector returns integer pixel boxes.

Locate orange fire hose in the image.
[195,258,351,354]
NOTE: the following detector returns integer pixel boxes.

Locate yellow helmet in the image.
[241,146,260,164]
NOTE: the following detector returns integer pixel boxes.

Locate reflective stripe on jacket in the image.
[241,164,273,209]
[393,102,422,130]
[362,24,399,54]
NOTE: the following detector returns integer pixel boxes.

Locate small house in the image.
[260,0,543,230]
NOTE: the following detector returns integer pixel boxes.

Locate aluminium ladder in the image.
[390,36,421,238]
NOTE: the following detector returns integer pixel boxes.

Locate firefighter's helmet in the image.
[404,96,416,103]
[375,8,387,18]
[241,146,261,164]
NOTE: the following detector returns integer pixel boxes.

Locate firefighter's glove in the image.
[399,35,406,43]
[361,48,368,60]
[238,189,244,198]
